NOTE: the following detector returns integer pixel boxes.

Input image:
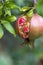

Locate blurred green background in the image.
[0,0,43,65]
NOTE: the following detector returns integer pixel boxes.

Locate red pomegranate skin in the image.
[29,13,43,40]
[16,15,30,39]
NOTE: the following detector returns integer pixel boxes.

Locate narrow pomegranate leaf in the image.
[6,15,17,22]
[6,1,20,10]
[0,2,3,9]
[1,20,16,37]
[20,6,31,12]
[26,9,33,17]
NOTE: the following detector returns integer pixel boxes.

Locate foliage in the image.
[0,0,33,39]
[36,0,43,17]
[0,0,19,39]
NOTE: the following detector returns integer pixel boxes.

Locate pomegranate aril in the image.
[24,26,29,33]
[19,18,25,26]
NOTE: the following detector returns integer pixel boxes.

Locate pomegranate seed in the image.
[24,26,29,33]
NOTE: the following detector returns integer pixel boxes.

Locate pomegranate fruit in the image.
[16,13,43,47]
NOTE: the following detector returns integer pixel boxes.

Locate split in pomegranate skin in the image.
[16,15,30,39]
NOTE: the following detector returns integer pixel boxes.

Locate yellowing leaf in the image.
[26,9,33,17]
[20,6,31,12]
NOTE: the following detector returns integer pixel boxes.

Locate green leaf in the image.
[5,0,9,2]
[6,1,19,9]
[5,9,11,16]
[6,15,17,22]
[0,2,3,16]
[36,0,43,17]
[0,10,2,16]
[0,25,4,39]
[20,6,31,12]
[26,9,33,17]
[4,7,11,16]
[1,20,16,37]
[0,2,3,9]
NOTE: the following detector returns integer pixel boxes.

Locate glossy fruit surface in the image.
[29,13,43,40]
